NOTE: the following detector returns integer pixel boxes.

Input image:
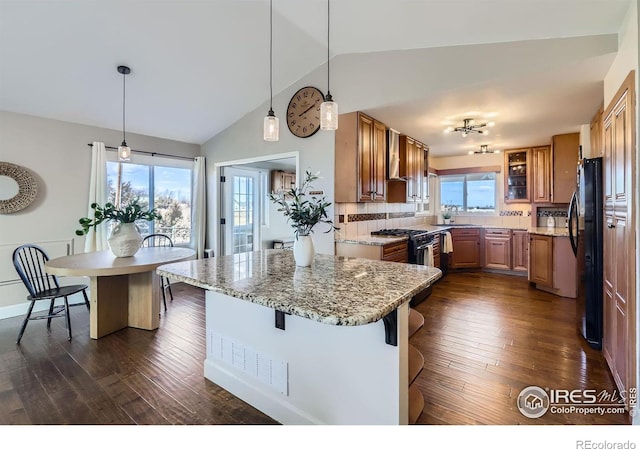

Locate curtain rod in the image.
[87,143,196,161]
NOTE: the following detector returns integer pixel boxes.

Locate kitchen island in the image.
[157,249,441,425]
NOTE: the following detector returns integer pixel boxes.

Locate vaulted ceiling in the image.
[0,0,631,156]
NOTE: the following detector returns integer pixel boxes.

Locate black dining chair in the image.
[142,233,174,311]
[12,244,90,344]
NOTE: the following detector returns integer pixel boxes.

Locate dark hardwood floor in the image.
[413,271,627,425]
[0,272,627,425]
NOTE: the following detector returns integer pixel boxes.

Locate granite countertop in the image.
[157,249,442,326]
[528,227,570,237]
[334,235,408,246]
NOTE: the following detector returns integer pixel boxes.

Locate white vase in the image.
[443,218,451,224]
[293,235,314,267]
[108,222,142,257]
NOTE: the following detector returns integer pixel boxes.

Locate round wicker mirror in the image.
[0,162,38,214]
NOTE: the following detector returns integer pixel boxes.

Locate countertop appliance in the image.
[568,156,603,349]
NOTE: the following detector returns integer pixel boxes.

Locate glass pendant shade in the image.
[118,141,131,161]
[264,109,279,141]
[320,95,338,130]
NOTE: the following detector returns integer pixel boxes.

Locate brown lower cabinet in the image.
[449,228,481,269]
[484,228,512,270]
[528,234,553,287]
[335,240,408,263]
[512,230,529,272]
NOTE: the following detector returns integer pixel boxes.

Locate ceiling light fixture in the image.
[444,118,494,137]
[468,144,500,155]
[320,0,338,130]
[117,65,132,161]
[263,0,279,141]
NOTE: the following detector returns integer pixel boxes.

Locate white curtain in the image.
[83,142,108,252]
[190,156,206,258]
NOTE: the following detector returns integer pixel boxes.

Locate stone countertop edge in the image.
[528,227,570,237]
[334,235,408,246]
[157,252,442,327]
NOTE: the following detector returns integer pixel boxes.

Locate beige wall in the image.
[0,111,199,317]
[200,71,336,257]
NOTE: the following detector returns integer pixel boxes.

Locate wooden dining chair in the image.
[12,244,90,343]
[142,233,174,311]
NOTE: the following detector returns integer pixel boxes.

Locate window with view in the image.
[439,172,496,213]
[107,161,193,245]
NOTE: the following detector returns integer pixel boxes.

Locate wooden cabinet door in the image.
[372,119,387,202]
[552,134,579,204]
[485,236,511,270]
[357,113,374,202]
[450,229,481,268]
[529,234,553,287]
[532,146,551,203]
[512,231,529,272]
[590,105,604,157]
[412,141,424,201]
[602,72,635,398]
[504,149,531,203]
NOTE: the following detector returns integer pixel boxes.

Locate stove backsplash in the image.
[334,202,429,240]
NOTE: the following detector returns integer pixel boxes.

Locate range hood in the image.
[387,128,403,180]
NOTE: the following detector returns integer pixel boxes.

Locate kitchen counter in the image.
[158,249,441,326]
[157,249,442,425]
[334,234,408,246]
[528,227,570,237]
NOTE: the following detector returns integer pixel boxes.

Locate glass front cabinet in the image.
[504,148,531,203]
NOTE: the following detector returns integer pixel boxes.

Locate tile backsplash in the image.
[334,202,534,240]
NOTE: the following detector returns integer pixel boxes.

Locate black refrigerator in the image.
[568,156,603,349]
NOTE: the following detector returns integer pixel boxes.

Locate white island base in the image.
[204,290,410,425]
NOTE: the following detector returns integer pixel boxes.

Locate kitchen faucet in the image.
[450,205,459,223]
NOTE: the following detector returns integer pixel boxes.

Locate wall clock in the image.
[0,162,38,214]
[286,86,324,138]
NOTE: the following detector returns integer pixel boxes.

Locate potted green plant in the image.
[76,200,161,257]
[268,170,338,267]
[442,210,452,224]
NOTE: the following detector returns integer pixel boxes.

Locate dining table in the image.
[45,246,196,339]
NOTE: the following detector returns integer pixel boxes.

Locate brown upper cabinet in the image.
[531,146,552,203]
[388,135,426,203]
[335,112,387,202]
[504,148,531,203]
[551,133,579,204]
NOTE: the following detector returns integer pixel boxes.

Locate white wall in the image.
[0,111,199,315]
[602,0,640,425]
[201,73,336,256]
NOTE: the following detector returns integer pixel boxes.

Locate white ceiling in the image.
[0,0,632,157]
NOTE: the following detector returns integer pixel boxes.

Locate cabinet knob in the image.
[607,222,616,228]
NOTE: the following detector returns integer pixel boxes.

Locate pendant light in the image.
[117,65,132,161]
[320,0,338,130]
[263,0,279,141]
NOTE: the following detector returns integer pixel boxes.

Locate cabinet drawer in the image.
[484,228,512,236]
[451,228,480,237]
[382,251,409,263]
[382,241,408,258]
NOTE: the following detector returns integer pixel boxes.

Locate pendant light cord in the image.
[326,0,330,97]
[122,70,127,143]
[269,0,273,112]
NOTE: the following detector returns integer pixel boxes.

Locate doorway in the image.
[217,152,298,257]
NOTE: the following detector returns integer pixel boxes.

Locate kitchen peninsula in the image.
[157,249,441,425]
